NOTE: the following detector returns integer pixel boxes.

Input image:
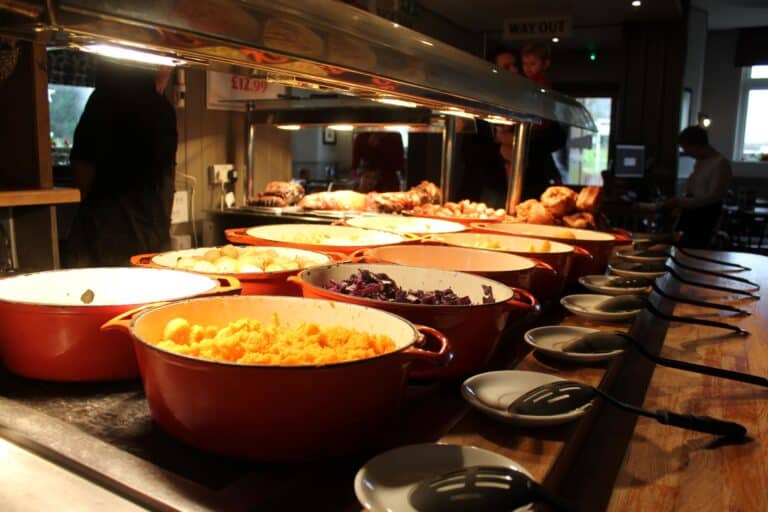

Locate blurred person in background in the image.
[63,59,177,267]
[351,131,404,192]
[663,125,732,248]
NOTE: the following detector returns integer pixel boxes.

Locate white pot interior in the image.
[302,263,514,304]
[481,223,615,242]
[245,224,405,246]
[369,245,535,272]
[0,267,218,306]
[434,233,572,254]
[346,215,466,234]
[133,295,418,352]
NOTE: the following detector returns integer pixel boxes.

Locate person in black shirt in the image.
[63,60,178,267]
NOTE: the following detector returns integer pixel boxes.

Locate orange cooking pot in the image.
[0,267,240,382]
[225,223,413,256]
[471,222,619,276]
[290,263,538,378]
[351,244,563,299]
[422,231,593,284]
[131,245,338,296]
[101,295,450,460]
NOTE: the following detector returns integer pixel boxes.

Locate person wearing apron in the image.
[64,60,177,267]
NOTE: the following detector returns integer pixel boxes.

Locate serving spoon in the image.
[507,380,747,438]
[626,245,751,272]
[563,331,768,387]
[594,295,750,335]
[665,267,759,299]
[410,465,574,512]
[614,260,760,289]
[649,281,750,315]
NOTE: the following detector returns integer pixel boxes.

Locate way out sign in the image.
[503,17,572,40]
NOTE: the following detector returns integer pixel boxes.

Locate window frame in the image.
[735,65,768,162]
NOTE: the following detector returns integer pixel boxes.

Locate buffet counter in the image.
[0,250,762,511]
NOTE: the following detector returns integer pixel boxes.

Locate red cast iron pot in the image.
[225,223,414,256]
[290,263,538,378]
[351,244,562,300]
[0,268,240,382]
[422,231,593,284]
[101,295,450,460]
[470,223,619,276]
[131,245,339,296]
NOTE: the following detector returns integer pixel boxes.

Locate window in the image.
[562,97,612,185]
[736,65,768,162]
[48,83,94,166]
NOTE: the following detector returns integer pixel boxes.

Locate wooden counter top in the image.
[607,250,767,511]
[0,188,80,207]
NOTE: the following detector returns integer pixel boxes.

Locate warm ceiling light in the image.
[81,43,187,66]
[485,116,516,126]
[327,124,354,131]
[632,0,642,6]
[552,37,560,43]
[276,125,301,130]
[375,98,419,108]
[437,109,476,119]
[383,125,412,132]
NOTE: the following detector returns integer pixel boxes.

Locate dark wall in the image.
[615,22,686,196]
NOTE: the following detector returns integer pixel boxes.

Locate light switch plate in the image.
[171,190,189,224]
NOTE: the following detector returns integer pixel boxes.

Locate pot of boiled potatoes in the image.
[131,244,335,296]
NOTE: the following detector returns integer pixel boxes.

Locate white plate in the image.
[578,275,652,296]
[523,326,624,362]
[560,294,643,321]
[615,249,669,263]
[608,261,668,278]
[461,370,591,426]
[354,443,534,512]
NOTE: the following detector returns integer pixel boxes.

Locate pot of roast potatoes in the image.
[131,244,334,296]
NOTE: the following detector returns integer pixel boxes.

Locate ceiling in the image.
[692,0,768,29]
[419,1,768,36]
[418,0,684,33]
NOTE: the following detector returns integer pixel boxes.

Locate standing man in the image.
[64,60,178,266]
[664,125,732,248]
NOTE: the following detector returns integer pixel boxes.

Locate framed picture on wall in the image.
[322,127,337,145]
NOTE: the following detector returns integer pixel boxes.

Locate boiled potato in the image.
[238,263,263,273]
[202,249,221,262]
[220,244,240,259]
[176,256,198,270]
[214,256,239,273]
[192,260,217,273]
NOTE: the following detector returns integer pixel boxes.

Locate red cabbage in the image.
[325,269,495,305]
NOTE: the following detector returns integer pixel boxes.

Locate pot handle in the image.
[347,248,372,263]
[506,287,540,314]
[403,325,453,368]
[569,245,595,279]
[224,228,254,245]
[130,253,159,267]
[612,229,633,245]
[323,250,350,263]
[420,234,446,245]
[199,275,242,296]
[100,302,168,334]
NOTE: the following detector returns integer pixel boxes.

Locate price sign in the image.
[206,71,286,111]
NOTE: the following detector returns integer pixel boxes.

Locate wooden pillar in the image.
[0,40,62,271]
[0,40,52,188]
